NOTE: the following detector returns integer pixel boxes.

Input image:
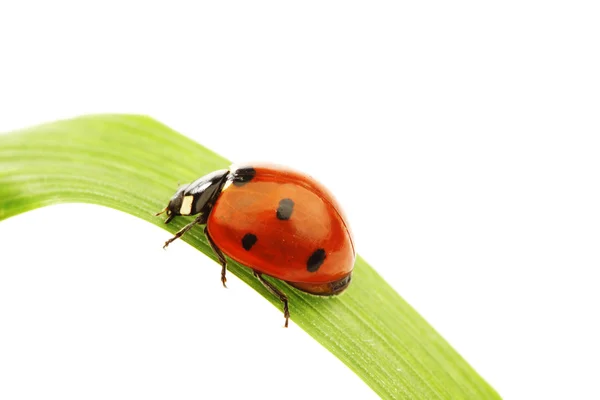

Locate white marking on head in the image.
[180,195,194,215]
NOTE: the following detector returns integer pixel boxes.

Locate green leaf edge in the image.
[0,114,500,400]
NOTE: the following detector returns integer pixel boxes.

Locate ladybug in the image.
[155,162,355,327]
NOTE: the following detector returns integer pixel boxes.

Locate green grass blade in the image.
[0,114,500,399]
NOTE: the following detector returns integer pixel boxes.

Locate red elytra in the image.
[156,162,355,327]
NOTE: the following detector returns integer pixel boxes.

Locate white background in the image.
[1,1,599,399]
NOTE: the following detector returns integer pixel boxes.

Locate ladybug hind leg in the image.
[253,272,290,328]
[204,226,228,288]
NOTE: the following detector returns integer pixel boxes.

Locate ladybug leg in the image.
[162,214,206,249]
[204,226,228,288]
[253,272,290,328]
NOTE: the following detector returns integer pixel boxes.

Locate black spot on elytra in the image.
[307,248,326,272]
[241,233,258,251]
[232,167,256,186]
[276,198,295,220]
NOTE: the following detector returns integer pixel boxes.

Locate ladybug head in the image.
[156,169,230,224]
[156,184,188,223]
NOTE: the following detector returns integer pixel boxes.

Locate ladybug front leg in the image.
[162,214,206,249]
[204,226,228,288]
[253,272,290,328]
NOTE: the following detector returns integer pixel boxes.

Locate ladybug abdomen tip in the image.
[286,272,352,296]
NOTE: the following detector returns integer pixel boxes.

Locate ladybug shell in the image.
[206,163,355,286]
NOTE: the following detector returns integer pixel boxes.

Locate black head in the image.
[156,169,230,224]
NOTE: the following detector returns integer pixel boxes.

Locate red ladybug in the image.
[156,162,355,327]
